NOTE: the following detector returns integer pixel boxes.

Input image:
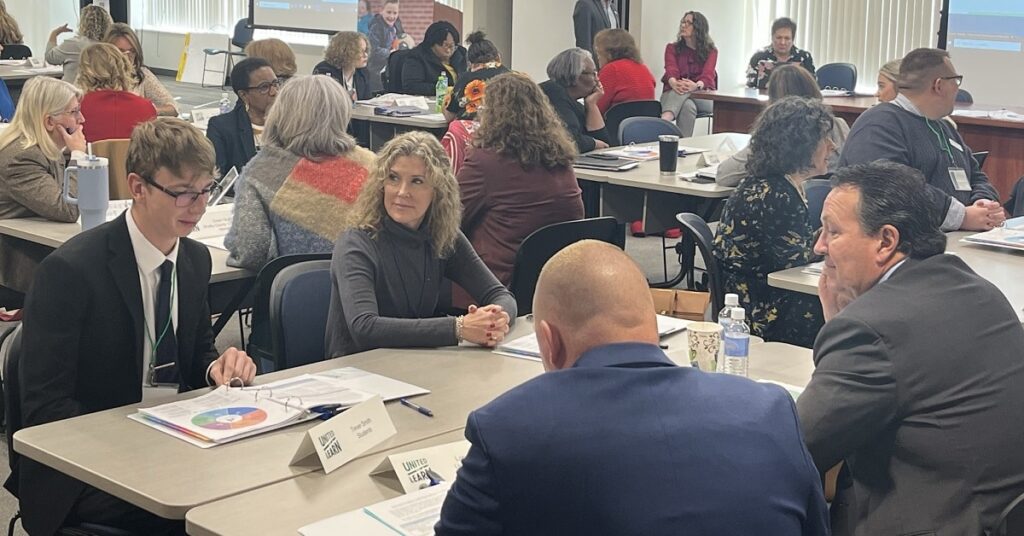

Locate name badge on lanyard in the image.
[949,167,971,191]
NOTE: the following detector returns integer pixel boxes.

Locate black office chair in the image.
[201,19,255,88]
[674,213,724,318]
[1006,176,1024,218]
[268,260,333,370]
[973,151,989,171]
[956,88,974,104]
[0,44,31,60]
[816,63,858,92]
[604,100,662,146]
[991,490,1024,536]
[381,49,412,94]
[2,328,132,536]
[247,253,332,373]
[509,217,626,315]
[804,177,832,231]
[619,117,682,145]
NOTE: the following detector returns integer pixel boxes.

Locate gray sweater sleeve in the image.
[715,147,749,187]
[445,232,518,322]
[336,231,461,350]
[224,169,273,271]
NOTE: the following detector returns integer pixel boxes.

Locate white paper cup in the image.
[687,322,722,372]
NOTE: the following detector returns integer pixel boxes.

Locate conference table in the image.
[0,62,63,82]
[767,231,1024,322]
[0,216,253,332]
[693,87,1024,199]
[350,104,449,150]
[183,334,810,536]
[11,317,813,532]
[575,132,748,233]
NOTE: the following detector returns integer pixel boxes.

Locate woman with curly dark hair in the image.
[660,11,717,136]
[456,71,583,291]
[713,96,834,347]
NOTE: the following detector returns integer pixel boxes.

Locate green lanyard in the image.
[144,264,177,359]
[925,118,957,165]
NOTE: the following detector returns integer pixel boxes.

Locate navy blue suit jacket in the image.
[436,342,830,536]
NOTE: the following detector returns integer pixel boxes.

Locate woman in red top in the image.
[593,29,655,115]
[77,43,156,143]
[660,11,717,137]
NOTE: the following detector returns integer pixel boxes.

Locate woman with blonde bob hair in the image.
[225,75,375,272]
[0,77,85,294]
[324,131,516,358]
[314,31,371,101]
[245,38,298,80]
[77,43,156,142]
[105,22,178,116]
[457,71,583,290]
[45,4,113,82]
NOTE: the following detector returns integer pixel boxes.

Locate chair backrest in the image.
[382,49,412,93]
[0,44,31,60]
[604,100,662,146]
[675,213,724,318]
[816,63,858,91]
[973,150,989,171]
[90,139,131,200]
[992,490,1024,536]
[231,19,255,50]
[248,253,332,372]
[509,217,625,315]
[956,88,974,104]
[3,325,22,472]
[1007,176,1024,218]
[804,177,832,231]
[269,260,333,371]
[619,117,682,145]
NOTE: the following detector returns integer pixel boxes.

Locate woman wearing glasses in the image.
[77,43,157,143]
[224,75,375,272]
[325,131,515,358]
[206,57,279,177]
[314,31,372,102]
[0,76,85,294]
[660,11,717,137]
[399,21,466,97]
[105,23,179,116]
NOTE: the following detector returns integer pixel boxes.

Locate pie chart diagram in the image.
[191,407,268,430]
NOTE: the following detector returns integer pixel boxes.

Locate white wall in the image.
[136,29,327,75]
[8,0,80,62]
[510,0,576,82]
[463,0,512,65]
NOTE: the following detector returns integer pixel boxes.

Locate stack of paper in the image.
[962,217,1024,251]
[495,315,691,361]
[356,93,430,110]
[299,482,451,536]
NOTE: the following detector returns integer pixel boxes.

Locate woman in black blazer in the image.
[399,21,466,96]
[206,57,279,176]
[314,31,371,101]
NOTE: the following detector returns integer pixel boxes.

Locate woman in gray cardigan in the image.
[45,4,112,83]
[325,131,516,358]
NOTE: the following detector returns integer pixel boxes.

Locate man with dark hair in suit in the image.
[9,117,257,536]
[573,0,618,58]
[798,160,1024,535]
[435,240,829,536]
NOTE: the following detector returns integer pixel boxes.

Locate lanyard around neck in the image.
[925,118,956,163]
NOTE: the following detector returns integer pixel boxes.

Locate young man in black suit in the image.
[10,117,257,536]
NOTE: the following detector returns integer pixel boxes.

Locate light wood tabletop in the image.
[768,231,1024,322]
[0,63,63,81]
[350,105,449,129]
[185,338,813,536]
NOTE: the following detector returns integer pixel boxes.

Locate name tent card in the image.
[291,396,396,474]
[370,440,471,493]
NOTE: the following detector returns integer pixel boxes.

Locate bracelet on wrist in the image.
[455,315,465,343]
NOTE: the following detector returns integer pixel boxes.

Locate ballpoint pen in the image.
[308,403,346,420]
[399,398,434,417]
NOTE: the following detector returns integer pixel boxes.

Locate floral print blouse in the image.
[745,45,816,89]
[444,63,509,120]
[712,174,824,347]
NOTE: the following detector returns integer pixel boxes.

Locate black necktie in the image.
[153,260,178,384]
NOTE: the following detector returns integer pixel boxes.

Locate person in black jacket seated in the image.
[314,31,371,102]
[443,30,508,122]
[540,47,610,152]
[399,21,467,97]
[205,57,279,177]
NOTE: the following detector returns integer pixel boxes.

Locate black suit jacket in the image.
[206,101,257,177]
[539,80,609,153]
[399,45,465,97]
[11,214,219,535]
[798,255,1024,535]
[573,0,618,56]
[312,61,372,101]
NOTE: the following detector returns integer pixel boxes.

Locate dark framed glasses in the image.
[144,177,223,207]
[939,75,964,87]
[243,78,282,94]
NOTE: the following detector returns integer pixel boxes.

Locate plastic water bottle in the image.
[718,293,739,330]
[219,92,232,115]
[722,308,750,377]
[435,73,448,113]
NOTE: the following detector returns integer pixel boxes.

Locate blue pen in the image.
[308,403,345,420]
[399,398,434,417]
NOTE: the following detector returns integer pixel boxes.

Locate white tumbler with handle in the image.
[63,154,109,231]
